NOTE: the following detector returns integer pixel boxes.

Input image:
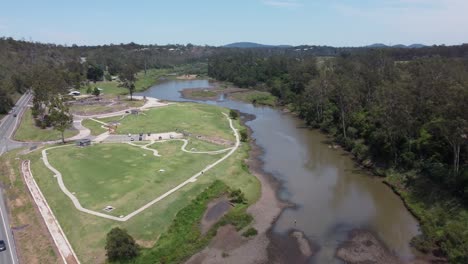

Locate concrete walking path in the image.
[35,113,240,222]
[22,160,80,264]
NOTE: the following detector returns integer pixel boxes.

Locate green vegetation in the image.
[106,227,139,262]
[240,129,248,142]
[209,50,468,261]
[0,150,60,263]
[185,138,230,152]
[81,119,108,136]
[229,109,238,120]
[132,181,252,264]
[24,103,259,262]
[101,103,235,141]
[46,142,222,215]
[14,109,77,142]
[230,90,277,106]
[242,227,258,237]
[190,90,217,98]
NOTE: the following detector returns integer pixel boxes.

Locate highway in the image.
[0,92,34,264]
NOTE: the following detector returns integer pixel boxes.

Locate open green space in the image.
[81,119,108,136]
[70,99,144,116]
[46,142,222,216]
[230,90,277,106]
[101,103,235,141]
[26,109,259,263]
[14,109,78,142]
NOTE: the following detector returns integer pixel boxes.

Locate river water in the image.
[136,80,420,263]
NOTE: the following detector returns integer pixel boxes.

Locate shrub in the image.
[229,189,247,204]
[105,227,139,262]
[240,129,248,142]
[242,227,258,237]
[229,109,239,120]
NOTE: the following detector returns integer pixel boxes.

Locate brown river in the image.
[136,79,421,263]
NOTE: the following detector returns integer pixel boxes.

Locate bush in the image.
[240,129,248,142]
[229,109,239,120]
[86,86,93,94]
[242,227,258,237]
[229,189,247,204]
[105,227,139,262]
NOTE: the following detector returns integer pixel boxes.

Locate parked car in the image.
[0,240,6,251]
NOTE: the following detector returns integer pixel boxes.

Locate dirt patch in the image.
[336,229,402,264]
[135,239,157,248]
[200,196,232,234]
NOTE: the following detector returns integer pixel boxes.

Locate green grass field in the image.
[46,142,222,216]
[81,119,108,136]
[101,103,235,141]
[26,109,259,263]
[14,109,78,142]
[230,90,277,106]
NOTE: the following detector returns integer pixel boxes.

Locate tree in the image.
[119,65,137,100]
[92,87,101,97]
[49,96,73,143]
[105,227,139,262]
[87,65,104,83]
[229,109,239,120]
[240,129,248,142]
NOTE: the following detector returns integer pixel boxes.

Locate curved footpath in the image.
[30,113,240,222]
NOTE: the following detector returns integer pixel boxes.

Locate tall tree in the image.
[49,96,73,143]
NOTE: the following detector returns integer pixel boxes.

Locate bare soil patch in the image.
[336,229,402,264]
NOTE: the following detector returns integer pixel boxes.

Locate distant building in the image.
[75,138,91,147]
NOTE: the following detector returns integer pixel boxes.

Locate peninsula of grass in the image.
[229,90,276,106]
[14,109,78,142]
[101,103,235,142]
[81,119,108,136]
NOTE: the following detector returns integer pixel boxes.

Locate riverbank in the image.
[186,112,294,263]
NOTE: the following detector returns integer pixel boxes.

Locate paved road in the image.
[0,92,34,264]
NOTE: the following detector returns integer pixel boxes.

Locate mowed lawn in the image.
[26,104,260,263]
[46,142,222,216]
[100,103,235,141]
[14,109,78,142]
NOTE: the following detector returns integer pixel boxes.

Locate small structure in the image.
[68,91,81,96]
[131,109,139,115]
[103,206,115,212]
[75,138,91,147]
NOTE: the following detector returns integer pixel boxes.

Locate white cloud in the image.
[262,0,302,8]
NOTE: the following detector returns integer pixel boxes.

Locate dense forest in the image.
[208,48,468,262]
[0,37,213,115]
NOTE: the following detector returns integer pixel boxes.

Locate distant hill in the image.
[224,42,292,48]
[366,43,428,49]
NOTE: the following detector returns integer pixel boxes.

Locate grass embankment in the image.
[46,142,222,216]
[81,119,108,136]
[229,90,276,106]
[101,103,235,142]
[70,99,144,116]
[129,180,252,264]
[0,150,61,263]
[14,109,78,142]
[385,172,468,262]
[25,104,259,263]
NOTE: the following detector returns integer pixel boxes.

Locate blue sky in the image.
[0,0,467,46]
